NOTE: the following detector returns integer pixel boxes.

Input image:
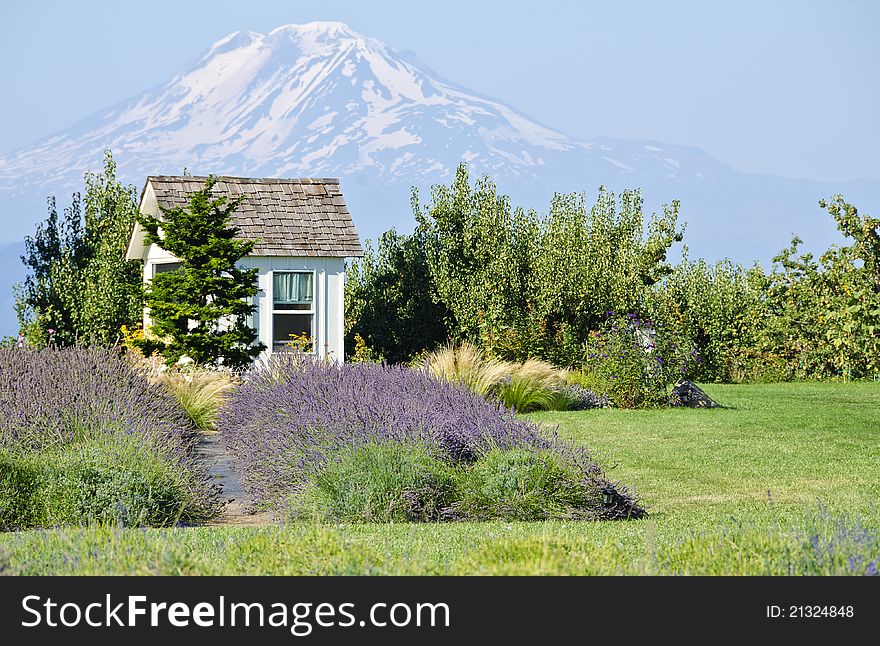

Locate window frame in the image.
[151,260,183,278]
[270,269,316,353]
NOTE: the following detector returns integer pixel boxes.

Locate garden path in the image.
[196,433,277,527]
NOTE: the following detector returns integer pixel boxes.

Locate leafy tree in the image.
[764,197,880,378]
[16,151,141,346]
[135,175,264,368]
[17,195,85,346]
[79,154,144,343]
[531,186,682,363]
[412,163,683,363]
[413,166,540,358]
[648,251,767,382]
[345,228,452,363]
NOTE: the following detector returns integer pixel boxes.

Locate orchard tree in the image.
[17,151,142,346]
[136,175,264,368]
[344,228,452,363]
[412,163,683,362]
[79,153,144,342]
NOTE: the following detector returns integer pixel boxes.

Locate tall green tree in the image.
[80,153,144,343]
[17,151,142,345]
[344,228,452,363]
[763,197,880,378]
[412,163,683,362]
[136,175,264,368]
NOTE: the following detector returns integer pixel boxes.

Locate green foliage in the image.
[644,196,880,382]
[578,313,698,408]
[344,229,451,363]
[290,442,458,523]
[348,163,683,364]
[413,167,540,358]
[0,435,215,530]
[497,373,561,413]
[529,188,683,363]
[343,165,877,383]
[456,448,603,521]
[648,252,767,382]
[16,151,142,346]
[290,442,623,523]
[756,197,880,379]
[136,175,264,368]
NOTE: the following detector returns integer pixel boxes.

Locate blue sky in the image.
[0,0,877,182]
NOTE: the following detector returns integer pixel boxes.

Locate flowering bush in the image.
[0,347,220,529]
[579,313,700,408]
[219,354,643,521]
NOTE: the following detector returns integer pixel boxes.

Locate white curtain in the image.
[273,272,313,305]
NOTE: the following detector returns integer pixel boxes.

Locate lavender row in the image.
[219,354,643,519]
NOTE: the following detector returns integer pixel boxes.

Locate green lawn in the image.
[2,382,878,575]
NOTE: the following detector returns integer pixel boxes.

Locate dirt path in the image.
[196,433,276,527]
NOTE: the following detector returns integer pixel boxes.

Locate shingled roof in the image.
[142,176,363,257]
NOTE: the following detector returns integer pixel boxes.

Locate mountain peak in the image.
[206,29,265,55]
[268,21,360,39]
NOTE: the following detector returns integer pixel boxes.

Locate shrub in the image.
[0,346,220,529]
[291,442,458,522]
[1,435,204,528]
[344,229,452,364]
[456,448,614,521]
[219,355,643,520]
[578,313,699,408]
[647,255,766,382]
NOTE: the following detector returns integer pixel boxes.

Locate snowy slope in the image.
[0,22,724,203]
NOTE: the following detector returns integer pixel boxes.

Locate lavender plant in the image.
[219,354,644,521]
[0,346,220,529]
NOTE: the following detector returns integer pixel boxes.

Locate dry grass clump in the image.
[421,342,511,397]
[123,349,237,433]
[157,370,238,433]
[421,343,575,412]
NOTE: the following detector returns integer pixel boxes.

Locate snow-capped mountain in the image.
[0,22,714,195]
[0,21,878,335]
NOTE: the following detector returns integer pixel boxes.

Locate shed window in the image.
[272,271,314,352]
[152,261,182,277]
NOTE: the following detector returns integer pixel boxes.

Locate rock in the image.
[562,385,612,410]
[669,380,719,408]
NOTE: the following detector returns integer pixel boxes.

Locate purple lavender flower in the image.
[219,355,644,520]
[0,346,219,525]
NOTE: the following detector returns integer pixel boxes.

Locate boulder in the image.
[669,380,719,408]
[562,385,612,410]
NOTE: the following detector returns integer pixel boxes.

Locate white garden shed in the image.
[125,176,363,361]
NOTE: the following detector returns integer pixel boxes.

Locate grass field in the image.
[2,382,878,575]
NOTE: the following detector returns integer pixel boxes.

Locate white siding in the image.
[135,181,349,363]
[140,249,346,362]
[247,256,346,362]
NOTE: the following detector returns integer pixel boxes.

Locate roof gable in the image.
[137,175,363,258]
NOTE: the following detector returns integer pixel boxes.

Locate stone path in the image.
[196,433,276,527]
